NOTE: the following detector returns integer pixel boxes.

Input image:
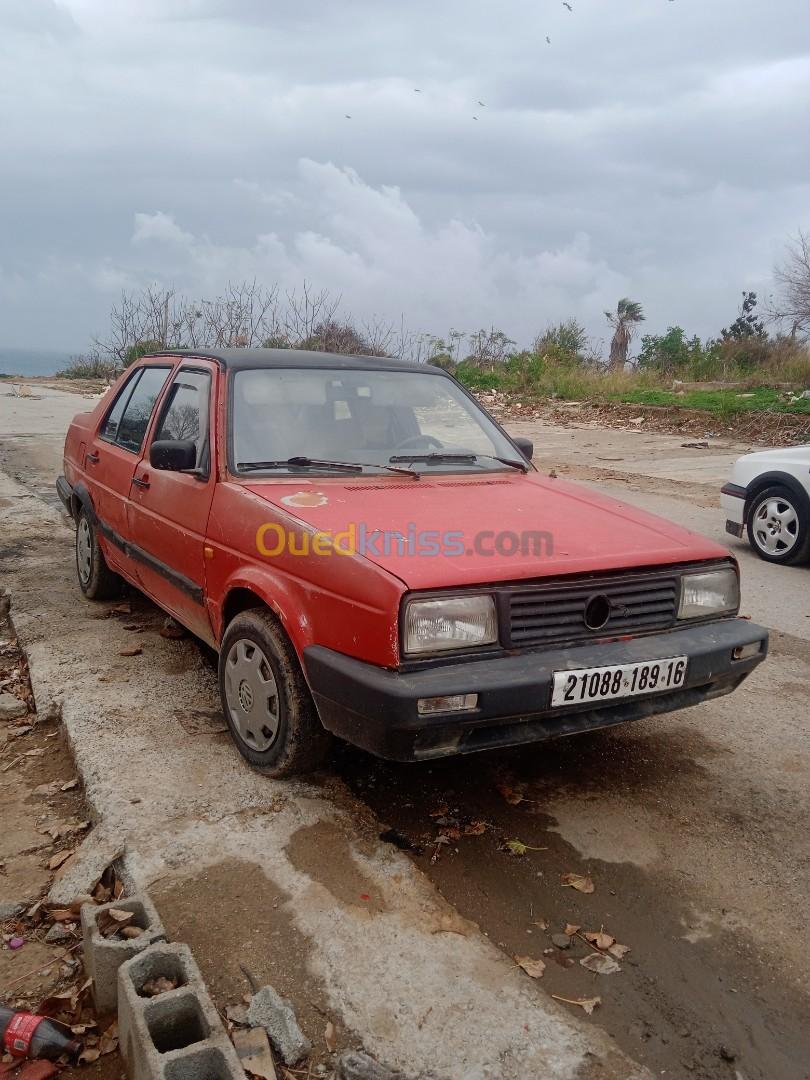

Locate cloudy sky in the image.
[2,0,809,355]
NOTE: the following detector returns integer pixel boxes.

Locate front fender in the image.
[215,567,314,656]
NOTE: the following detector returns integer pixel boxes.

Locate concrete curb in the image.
[118,942,245,1080]
[81,894,166,1013]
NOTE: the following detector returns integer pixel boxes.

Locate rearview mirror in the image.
[511,436,534,461]
[150,439,197,472]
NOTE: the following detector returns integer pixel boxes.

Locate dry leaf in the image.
[121,925,144,939]
[428,804,449,818]
[534,918,550,931]
[443,826,461,841]
[551,994,601,1015]
[584,930,615,951]
[225,1003,249,1025]
[324,1021,337,1053]
[61,779,79,791]
[564,923,581,936]
[99,1022,118,1055]
[560,872,595,894]
[516,955,546,979]
[608,943,631,960]
[25,748,46,758]
[431,912,470,936]
[580,953,622,975]
[140,976,177,996]
[464,821,487,836]
[48,849,75,871]
[496,782,524,805]
[119,647,143,657]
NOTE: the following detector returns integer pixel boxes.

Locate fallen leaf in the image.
[61,779,79,792]
[47,908,76,922]
[324,1021,337,1053]
[516,955,546,979]
[159,621,186,640]
[608,943,631,960]
[534,918,550,931]
[551,994,602,1015]
[560,872,595,894]
[141,976,178,997]
[464,821,487,836]
[98,1021,118,1055]
[96,908,134,938]
[431,912,470,936]
[428,804,449,818]
[78,1048,101,1065]
[225,1003,249,1025]
[111,603,132,615]
[503,839,548,857]
[122,623,142,631]
[584,930,616,951]
[496,782,524,805]
[24,748,46,758]
[580,953,622,975]
[443,826,461,841]
[564,923,581,937]
[119,647,142,657]
[121,925,144,939]
[48,849,75,871]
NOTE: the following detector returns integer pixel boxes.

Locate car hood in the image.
[243,472,729,590]
[737,445,810,467]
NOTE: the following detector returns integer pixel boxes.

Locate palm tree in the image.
[605,298,645,370]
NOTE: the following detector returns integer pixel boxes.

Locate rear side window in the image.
[115,367,172,453]
[154,369,212,472]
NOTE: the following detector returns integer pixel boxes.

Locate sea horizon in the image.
[0,345,82,376]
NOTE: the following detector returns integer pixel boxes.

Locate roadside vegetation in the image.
[57,231,810,421]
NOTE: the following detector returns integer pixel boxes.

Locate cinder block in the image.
[118,942,245,1080]
[81,894,166,1014]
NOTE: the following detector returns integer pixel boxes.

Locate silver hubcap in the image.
[753,497,799,556]
[77,518,92,584]
[224,639,280,752]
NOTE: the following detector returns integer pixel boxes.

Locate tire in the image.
[218,607,331,777]
[746,485,810,565]
[75,507,123,600]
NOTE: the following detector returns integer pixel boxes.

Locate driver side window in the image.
[153,369,212,474]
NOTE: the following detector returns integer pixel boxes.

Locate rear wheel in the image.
[218,608,331,777]
[75,508,122,600]
[746,485,810,565]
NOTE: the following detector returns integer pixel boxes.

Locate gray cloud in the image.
[1,0,809,351]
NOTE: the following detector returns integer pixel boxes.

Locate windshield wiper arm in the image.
[389,452,528,473]
[238,457,420,479]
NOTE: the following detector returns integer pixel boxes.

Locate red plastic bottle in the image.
[0,1006,81,1061]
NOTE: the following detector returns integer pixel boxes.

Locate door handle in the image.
[86,452,100,465]
[132,475,150,490]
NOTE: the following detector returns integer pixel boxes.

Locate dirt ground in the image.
[1,380,808,1080]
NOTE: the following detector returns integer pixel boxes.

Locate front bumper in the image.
[721,482,747,538]
[305,618,768,761]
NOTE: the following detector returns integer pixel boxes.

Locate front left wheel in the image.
[746,485,810,565]
[218,607,331,777]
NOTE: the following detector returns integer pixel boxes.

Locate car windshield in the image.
[231,368,522,475]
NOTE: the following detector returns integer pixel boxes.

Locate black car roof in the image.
[144,347,444,375]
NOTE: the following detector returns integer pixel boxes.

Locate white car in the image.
[722,445,810,564]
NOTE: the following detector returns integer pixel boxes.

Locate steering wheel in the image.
[395,434,444,451]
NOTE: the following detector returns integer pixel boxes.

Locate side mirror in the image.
[512,436,534,461]
[150,439,197,472]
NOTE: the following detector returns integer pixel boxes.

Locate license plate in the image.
[551,656,688,708]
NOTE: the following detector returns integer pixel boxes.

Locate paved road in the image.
[1,382,808,1080]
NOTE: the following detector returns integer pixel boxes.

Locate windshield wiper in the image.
[238,456,420,479]
[389,452,528,473]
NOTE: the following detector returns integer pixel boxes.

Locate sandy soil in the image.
[1,381,808,1079]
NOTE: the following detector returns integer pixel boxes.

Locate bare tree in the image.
[772,230,810,339]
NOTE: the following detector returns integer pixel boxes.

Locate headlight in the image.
[404,595,498,656]
[678,567,739,620]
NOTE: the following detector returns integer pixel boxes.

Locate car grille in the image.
[504,569,681,648]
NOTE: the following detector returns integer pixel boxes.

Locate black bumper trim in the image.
[56,475,74,517]
[725,519,745,538]
[305,618,768,761]
[721,482,747,499]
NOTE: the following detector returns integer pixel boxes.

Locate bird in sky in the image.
[414,88,421,92]
[345,114,352,119]
[472,115,479,120]
[546,35,552,44]
[563,1,573,10]
[478,100,486,107]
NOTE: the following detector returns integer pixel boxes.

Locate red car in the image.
[57,349,767,776]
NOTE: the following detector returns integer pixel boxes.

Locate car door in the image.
[126,362,218,642]
[84,364,173,580]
